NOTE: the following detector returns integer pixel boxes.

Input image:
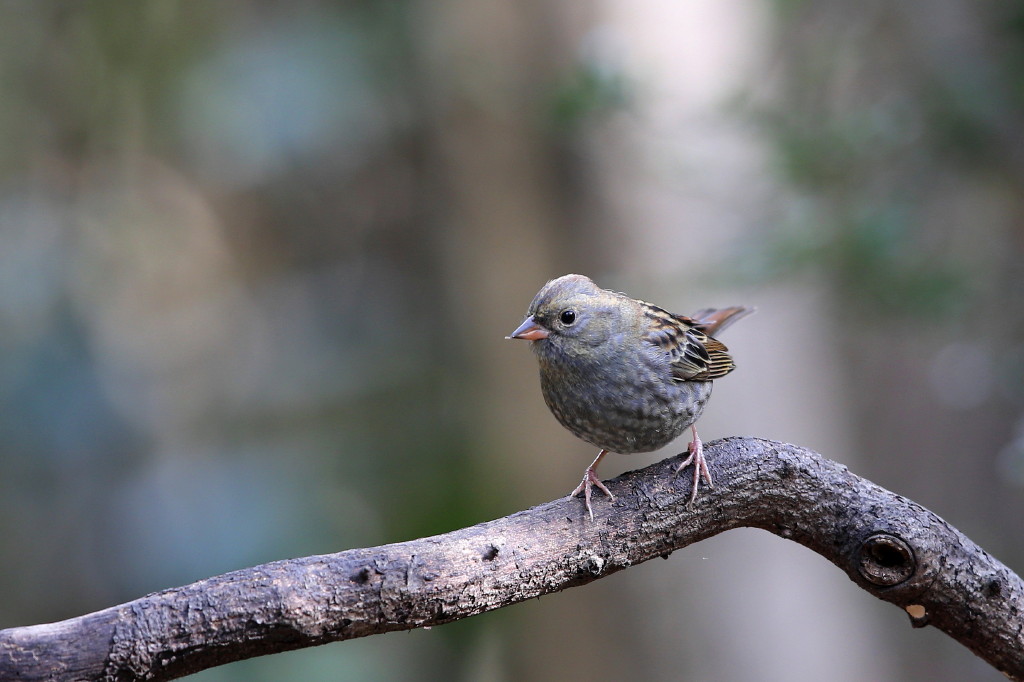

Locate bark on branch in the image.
[2,437,1022,681]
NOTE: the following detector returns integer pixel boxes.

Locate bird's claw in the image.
[674,428,713,509]
[570,467,615,521]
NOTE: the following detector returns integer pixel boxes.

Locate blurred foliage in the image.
[745,204,970,318]
[736,1,1024,320]
[547,61,630,134]
[0,3,518,679]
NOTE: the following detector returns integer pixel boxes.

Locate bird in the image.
[507,274,752,520]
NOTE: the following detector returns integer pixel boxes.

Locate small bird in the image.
[508,274,752,520]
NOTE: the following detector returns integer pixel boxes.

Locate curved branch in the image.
[2,437,1022,681]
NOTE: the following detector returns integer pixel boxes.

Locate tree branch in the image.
[2,437,1022,681]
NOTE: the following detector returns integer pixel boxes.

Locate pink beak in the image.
[507,316,549,341]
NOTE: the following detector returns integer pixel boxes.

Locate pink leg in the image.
[674,425,713,508]
[570,449,616,521]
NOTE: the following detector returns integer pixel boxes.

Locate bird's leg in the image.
[570,449,615,521]
[674,425,713,508]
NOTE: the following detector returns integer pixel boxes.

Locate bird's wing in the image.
[643,304,736,381]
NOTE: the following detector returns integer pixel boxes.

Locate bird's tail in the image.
[687,306,755,337]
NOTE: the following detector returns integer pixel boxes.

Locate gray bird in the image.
[508,274,752,520]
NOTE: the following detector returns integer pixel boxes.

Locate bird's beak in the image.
[506,316,549,341]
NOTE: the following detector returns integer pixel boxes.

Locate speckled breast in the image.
[538,364,712,454]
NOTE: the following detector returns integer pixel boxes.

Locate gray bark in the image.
[1,437,1022,681]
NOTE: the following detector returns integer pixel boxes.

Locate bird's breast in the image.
[537,352,712,454]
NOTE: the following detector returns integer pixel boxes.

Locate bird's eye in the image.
[559,309,577,326]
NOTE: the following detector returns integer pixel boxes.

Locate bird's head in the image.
[507,274,625,353]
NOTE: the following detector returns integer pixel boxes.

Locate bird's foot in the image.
[674,426,713,509]
[570,450,615,521]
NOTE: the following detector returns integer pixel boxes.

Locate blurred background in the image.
[1,1,1022,680]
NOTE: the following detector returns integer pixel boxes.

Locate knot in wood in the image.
[857,533,915,586]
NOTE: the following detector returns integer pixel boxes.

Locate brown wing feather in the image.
[642,304,738,382]
[696,333,736,380]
